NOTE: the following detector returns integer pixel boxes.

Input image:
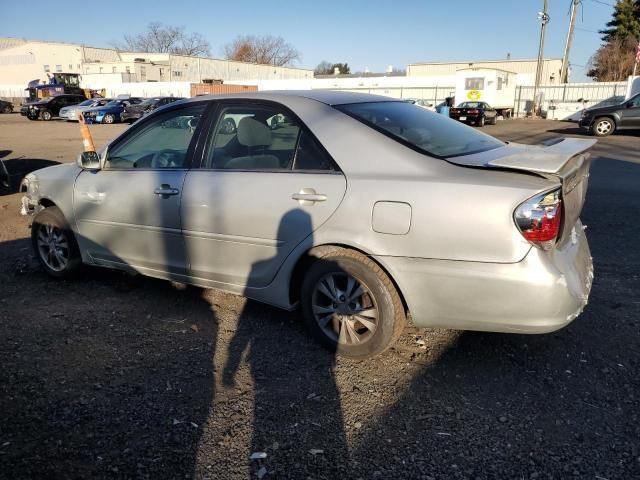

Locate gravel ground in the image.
[0,115,639,479]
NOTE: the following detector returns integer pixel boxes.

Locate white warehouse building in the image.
[407,58,564,86]
[0,37,313,95]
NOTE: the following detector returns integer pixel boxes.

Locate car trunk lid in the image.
[448,138,596,245]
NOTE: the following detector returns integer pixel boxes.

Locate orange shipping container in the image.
[190,83,257,97]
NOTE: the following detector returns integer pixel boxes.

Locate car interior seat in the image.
[224,117,280,169]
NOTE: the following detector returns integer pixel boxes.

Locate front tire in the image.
[31,206,81,278]
[103,113,116,124]
[592,117,615,137]
[301,248,406,359]
[40,109,52,121]
[2,105,12,114]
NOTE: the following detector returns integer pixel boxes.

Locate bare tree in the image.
[113,22,211,56]
[223,35,300,66]
[587,34,638,81]
[314,61,334,75]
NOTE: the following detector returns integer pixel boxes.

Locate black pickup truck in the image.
[579,93,640,137]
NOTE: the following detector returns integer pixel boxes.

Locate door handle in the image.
[292,188,327,205]
[154,184,179,196]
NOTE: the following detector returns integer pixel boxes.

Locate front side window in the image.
[105,104,206,169]
[336,101,503,158]
[465,77,485,90]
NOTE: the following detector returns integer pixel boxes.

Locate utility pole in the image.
[560,0,581,84]
[532,0,550,117]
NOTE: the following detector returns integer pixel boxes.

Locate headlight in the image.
[21,173,38,194]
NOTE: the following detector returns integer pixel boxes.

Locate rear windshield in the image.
[336,101,503,158]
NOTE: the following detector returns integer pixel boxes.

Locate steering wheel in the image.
[150,149,178,168]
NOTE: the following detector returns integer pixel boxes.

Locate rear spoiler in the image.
[488,138,597,175]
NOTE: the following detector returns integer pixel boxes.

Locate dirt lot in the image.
[1,114,639,479]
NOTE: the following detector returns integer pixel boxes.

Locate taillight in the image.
[514,189,562,250]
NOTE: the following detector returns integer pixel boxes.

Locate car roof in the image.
[184,90,398,106]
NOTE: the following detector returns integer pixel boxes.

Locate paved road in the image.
[0,115,638,479]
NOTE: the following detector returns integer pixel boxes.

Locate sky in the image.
[0,0,614,81]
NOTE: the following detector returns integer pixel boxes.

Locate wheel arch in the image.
[594,114,619,126]
[288,243,410,315]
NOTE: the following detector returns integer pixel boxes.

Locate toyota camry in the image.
[21,91,595,358]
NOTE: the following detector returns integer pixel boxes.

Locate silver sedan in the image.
[21,91,595,358]
[59,98,112,121]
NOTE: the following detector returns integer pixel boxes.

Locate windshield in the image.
[138,98,159,107]
[336,101,503,158]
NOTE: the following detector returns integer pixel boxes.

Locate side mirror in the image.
[77,151,101,170]
[627,102,634,108]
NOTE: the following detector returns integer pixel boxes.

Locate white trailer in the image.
[454,68,516,116]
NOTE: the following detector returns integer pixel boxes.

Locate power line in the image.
[575,26,601,34]
[587,0,615,7]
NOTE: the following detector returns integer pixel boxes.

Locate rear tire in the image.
[477,116,485,127]
[31,206,81,278]
[591,117,615,137]
[301,248,406,359]
[2,105,12,114]
[40,110,52,121]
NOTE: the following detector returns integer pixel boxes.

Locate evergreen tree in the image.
[599,0,640,42]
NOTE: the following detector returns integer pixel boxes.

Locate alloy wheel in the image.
[595,120,612,135]
[36,223,69,272]
[311,272,378,345]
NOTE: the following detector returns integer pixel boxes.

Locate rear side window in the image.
[336,101,503,158]
[293,131,336,171]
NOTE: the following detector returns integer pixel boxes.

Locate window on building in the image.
[68,64,73,70]
[497,76,503,91]
[125,66,131,74]
[55,65,62,72]
[464,77,485,90]
[77,64,81,69]
[112,66,117,73]
[173,71,182,77]
[99,67,103,73]
[140,66,146,81]
[43,65,50,72]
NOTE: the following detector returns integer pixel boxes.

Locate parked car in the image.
[579,92,640,137]
[403,98,435,111]
[21,91,595,359]
[82,98,144,124]
[21,94,86,121]
[449,101,498,126]
[0,99,13,114]
[59,98,113,121]
[121,96,185,123]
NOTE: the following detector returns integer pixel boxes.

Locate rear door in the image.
[181,101,347,287]
[74,102,208,275]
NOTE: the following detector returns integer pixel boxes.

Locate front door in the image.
[181,102,347,287]
[620,94,640,127]
[74,103,207,276]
